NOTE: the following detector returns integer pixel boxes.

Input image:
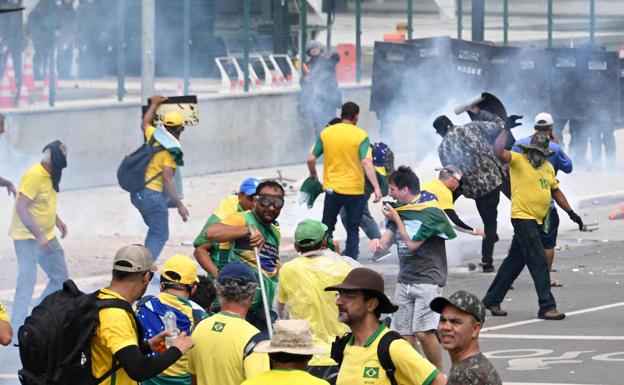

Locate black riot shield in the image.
[370,41,414,114]
[450,39,493,101]
[546,48,587,120]
[488,46,550,120]
[582,50,619,123]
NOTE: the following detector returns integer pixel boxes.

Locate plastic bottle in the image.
[163,311,179,348]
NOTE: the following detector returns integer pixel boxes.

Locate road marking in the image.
[481,334,624,341]
[482,301,624,332]
[504,383,609,385]
[0,373,16,379]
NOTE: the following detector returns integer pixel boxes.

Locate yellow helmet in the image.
[163,111,184,127]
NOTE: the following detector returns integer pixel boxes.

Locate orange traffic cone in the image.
[22,50,36,92]
[4,53,16,95]
[17,84,29,107]
[0,76,14,108]
[608,204,624,220]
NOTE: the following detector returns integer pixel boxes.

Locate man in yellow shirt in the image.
[307,102,382,259]
[92,245,194,385]
[482,118,582,320]
[421,166,484,238]
[243,320,330,385]
[133,95,189,261]
[277,219,355,382]
[0,300,12,346]
[188,262,270,385]
[136,253,207,385]
[9,140,69,328]
[193,177,260,278]
[325,268,445,385]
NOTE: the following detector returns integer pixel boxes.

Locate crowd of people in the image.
[0,88,587,385]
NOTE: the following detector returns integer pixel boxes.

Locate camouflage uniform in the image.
[437,115,505,200]
[448,353,502,385]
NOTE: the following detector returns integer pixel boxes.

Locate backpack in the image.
[117,136,165,193]
[330,330,403,385]
[367,142,395,197]
[18,280,141,385]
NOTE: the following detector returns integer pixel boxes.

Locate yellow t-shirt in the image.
[509,152,559,224]
[144,125,177,192]
[188,312,269,385]
[9,163,57,241]
[0,300,9,322]
[421,179,454,211]
[91,289,139,385]
[277,251,351,366]
[311,123,372,195]
[242,369,330,385]
[336,325,439,385]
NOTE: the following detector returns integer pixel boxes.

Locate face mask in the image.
[527,151,546,168]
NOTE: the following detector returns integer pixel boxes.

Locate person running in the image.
[277,219,355,383]
[205,180,284,330]
[243,319,330,385]
[430,291,502,385]
[188,262,269,385]
[482,118,583,320]
[133,95,189,261]
[136,253,207,385]
[325,268,445,385]
[193,178,260,277]
[512,112,573,287]
[307,101,382,259]
[10,140,69,328]
[421,165,485,238]
[369,166,455,371]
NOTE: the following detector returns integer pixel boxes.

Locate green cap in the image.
[295,219,328,246]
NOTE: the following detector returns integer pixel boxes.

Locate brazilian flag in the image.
[393,191,457,242]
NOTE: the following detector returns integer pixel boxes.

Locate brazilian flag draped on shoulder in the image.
[393,191,457,242]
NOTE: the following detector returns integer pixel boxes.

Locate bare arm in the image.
[16,193,47,246]
[141,95,167,133]
[552,188,572,213]
[0,320,12,346]
[307,153,319,180]
[0,176,16,196]
[430,372,447,385]
[162,167,189,221]
[361,157,382,202]
[369,229,395,254]
[193,244,218,278]
[383,207,424,251]
[493,129,512,164]
[205,222,251,243]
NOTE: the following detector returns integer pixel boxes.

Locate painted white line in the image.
[480,334,624,341]
[503,383,609,385]
[0,373,17,379]
[482,301,624,332]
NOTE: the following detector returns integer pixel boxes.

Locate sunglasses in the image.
[256,195,284,209]
[145,270,155,281]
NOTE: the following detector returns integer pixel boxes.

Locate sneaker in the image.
[480,263,496,273]
[371,250,392,262]
[538,309,566,320]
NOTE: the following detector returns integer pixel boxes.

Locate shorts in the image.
[540,208,559,249]
[391,282,442,335]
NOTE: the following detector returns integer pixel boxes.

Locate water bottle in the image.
[163,311,179,348]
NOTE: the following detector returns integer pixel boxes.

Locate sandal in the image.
[550,279,563,287]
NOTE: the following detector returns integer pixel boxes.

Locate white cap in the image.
[534,112,554,128]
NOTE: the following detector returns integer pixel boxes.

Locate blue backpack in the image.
[117,136,165,193]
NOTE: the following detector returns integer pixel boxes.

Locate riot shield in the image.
[582,50,619,123]
[370,41,414,114]
[546,48,587,120]
[450,39,493,102]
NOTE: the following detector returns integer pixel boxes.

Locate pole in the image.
[407,0,413,40]
[326,12,332,50]
[48,46,55,107]
[356,0,361,83]
[300,0,307,80]
[457,0,462,40]
[503,0,509,46]
[183,0,190,94]
[589,0,595,45]
[116,0,125,101]
[471,0,485,42]
[243,0,250,92]
[250,226,273,338]
[141,0,155,103]
[547,0,553,48]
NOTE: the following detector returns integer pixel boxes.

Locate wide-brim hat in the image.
[518,133,554,157]
[254,320,327,355]
[325,267,399,314]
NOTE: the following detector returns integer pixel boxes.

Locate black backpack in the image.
[117,136,165,193]
[330,330,403,385]
[18,280,141,385]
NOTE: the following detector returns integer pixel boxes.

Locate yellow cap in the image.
[163,111,184,127]
[161,254,199,285]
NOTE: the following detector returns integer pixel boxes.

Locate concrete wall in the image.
[0,85,379,190]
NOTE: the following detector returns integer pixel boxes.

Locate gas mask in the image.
[527,150,546,168]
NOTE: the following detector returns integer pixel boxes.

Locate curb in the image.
[578,190,624,209]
